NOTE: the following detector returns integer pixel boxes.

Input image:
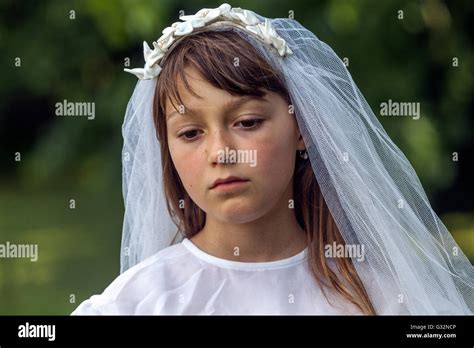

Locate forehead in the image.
[166,95,272,122]
[164,65,273,120]
[164,66,207,110]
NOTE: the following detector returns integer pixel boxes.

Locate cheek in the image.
[252,121,297,182]
[169,143,205,191]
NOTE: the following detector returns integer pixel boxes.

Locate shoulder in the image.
[71,242,192,315]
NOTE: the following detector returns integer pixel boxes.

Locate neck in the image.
[190,182,307,262]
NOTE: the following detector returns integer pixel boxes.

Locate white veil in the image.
[120,4,473,314]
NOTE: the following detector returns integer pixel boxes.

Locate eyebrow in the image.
[166,95,268,121]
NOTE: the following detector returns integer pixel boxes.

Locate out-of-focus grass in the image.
[0,186,123,314]
[442,212,474,263]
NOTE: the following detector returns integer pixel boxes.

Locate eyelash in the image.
[177,118,265,142]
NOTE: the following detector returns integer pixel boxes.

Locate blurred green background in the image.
[0,0,472,314]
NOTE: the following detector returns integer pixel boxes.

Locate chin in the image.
[214,204,266,224]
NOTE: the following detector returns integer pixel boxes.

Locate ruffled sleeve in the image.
[70,295,120,315]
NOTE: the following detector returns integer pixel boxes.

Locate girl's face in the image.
[166,66,305,225]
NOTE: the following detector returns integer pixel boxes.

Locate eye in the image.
[176,118,264,143]
[177,129,202,142]
[236,118,264,129]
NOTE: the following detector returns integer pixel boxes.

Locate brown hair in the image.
[153,29,376,315]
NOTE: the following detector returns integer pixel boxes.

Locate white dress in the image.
[71,238,364,315]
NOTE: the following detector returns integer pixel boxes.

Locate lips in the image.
[210,176,249,189]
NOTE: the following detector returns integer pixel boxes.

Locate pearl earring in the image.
[299,149,308,160]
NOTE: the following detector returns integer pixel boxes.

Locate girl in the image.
[72,3,473,315]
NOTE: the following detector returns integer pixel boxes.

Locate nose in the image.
[207,128,234,166]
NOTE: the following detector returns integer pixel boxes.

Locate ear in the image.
[291,103,306,151]
[296,128,306,151]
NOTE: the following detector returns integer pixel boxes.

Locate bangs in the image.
[155,29,289,119]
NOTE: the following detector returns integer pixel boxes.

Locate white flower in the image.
[124,3,292,80]
[174,21,194,36]
[156,33,174,52]
[261,19,277,45]
[124,64,162,80]
[143,41,164,66]
[217,3,231,15]
[204,8,222,22]
[162,26,175,36]
[225,8,259,26]
[180,6,225,24]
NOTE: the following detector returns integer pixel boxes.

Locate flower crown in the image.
[124,3,293,80]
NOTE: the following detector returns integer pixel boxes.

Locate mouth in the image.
[210,176,250,190]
